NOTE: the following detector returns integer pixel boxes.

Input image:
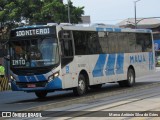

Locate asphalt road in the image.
[0,69,160,112]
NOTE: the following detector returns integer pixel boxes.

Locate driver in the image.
[15,45,24,59]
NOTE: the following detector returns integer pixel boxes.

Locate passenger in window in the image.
[30,45,43,67]
[135,44,142,52]
[15,45,25,59]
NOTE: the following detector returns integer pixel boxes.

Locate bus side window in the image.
[60,39,73,57]
[59,31,73,67]
[128,33,137,53]
[60,40,65,56]
[136,33,152,52]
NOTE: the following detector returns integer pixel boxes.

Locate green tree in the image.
[0,0,18,40]
[34,0,84,24]
[19,0,43,24]
[38,0,66,23]
[66,0,84,23]
[0,0,84,40]
[0,0,84,28]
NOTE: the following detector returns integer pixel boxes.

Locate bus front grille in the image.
[16,81,48,88]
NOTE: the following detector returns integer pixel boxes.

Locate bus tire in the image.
[35,91,47,99]
[119,68,135,87]
[126,68,135,87]
[73,74,87,96]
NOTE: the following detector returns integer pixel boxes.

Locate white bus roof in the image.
[15,24,152,33]
[61,25,152,33]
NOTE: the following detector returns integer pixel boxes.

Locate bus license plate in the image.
[27,84,36,88]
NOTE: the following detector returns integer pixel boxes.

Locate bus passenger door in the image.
[59,31,74,89]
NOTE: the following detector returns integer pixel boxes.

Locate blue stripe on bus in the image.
[18,75,46,82]
[149,52,154,70]
[26,76,37,82]
[96,28,113,32]
[96,27,151,33]
[146,29,151,33]
[136,29,151,33]
[18,76,28,82]
[105,28,113,32]
[92,54,107,77]
[46,77,62,89]
[116,54,124,74]
[36,75,46,81]
[96,28,105,31]
[114,28,121,32]
[105,54,116,75]
[16,25,45,29]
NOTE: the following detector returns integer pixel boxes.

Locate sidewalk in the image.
[156,67,160,71]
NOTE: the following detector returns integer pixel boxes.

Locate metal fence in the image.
[0,77,11,91]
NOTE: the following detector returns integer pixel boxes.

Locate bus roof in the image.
[13,25,49,30]
[13,23,152,33]
[62,25,152,33]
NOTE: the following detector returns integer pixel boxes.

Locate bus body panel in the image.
[61,62,77,89]
[129,52,154,77]
[60,52,155,89]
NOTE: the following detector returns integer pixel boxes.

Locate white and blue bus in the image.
[9,24,155,98]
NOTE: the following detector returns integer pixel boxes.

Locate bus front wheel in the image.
[35,91,48,99]
[73,74,87,96]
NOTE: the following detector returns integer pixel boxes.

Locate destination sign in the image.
[16,28,50,37]
[12,59,26,66]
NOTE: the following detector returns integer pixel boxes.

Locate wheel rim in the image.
[129,72,134,84]
[78,79,85,92]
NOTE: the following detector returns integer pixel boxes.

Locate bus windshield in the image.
[10,37,59,68]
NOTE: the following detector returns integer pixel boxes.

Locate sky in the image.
[63,0,160,25]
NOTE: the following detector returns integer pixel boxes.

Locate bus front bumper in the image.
[10,77,62,92]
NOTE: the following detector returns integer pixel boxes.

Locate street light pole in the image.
[134,0,141,29]
[68,0,71,23]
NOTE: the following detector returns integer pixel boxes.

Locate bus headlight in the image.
[10,75,16,82]
[48,71,59,82]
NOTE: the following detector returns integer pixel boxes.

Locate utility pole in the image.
[134,0,141,29]
[68,0,71,23]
